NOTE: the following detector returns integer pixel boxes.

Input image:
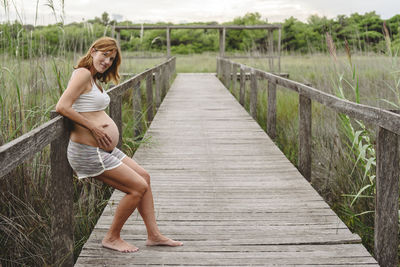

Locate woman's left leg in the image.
[121,157,183,246]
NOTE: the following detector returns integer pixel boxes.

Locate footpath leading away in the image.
[75,73,378,266]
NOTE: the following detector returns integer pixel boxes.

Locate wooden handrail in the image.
[114,25,282,30]
[0,56,176,266]
[217,57,399,267]
[218,57,400,135]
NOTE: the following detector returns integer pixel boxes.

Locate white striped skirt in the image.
[67,140,126,179]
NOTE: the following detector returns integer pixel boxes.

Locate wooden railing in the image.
[217,57,399,267]
[0,57,176,266]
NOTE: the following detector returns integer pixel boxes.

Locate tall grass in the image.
[0,2,168,265]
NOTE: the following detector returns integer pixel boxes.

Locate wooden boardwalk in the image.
[75,73,378,266]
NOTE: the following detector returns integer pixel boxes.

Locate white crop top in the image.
[72,81,110,112]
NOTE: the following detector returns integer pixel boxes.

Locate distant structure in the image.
[111,14,123,22]
[113,24,282,72]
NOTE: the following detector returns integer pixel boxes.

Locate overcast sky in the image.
[1,0,399,25]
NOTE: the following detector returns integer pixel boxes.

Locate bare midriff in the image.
[70,110,119,152]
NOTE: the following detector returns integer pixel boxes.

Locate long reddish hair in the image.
[75,37,122,84]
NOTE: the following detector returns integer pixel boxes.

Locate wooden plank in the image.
[75,73,377,266]
[239,66,245,106]
[268,29,274,71]
[49,112,74,267]
[267,80,277,139]
[0,115,64,178]
[298,94,312,181]
[224,59,231,88]
[232,64,237,96]
[250,69,258,119]
[375,126,399,267]
[219,28,225,57]
[278,28,282,73]
[161,65,167,99]
[115,25,282,30]
[146,72,154,122]
[166,27,171,58]
[154,67,161,108]
[132,81,142,137]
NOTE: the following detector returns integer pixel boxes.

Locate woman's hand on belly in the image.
[89,123,114,149]
[71,111,120,151]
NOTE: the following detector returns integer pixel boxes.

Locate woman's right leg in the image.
[94,162,149,253]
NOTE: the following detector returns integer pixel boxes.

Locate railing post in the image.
[172,57,176,74]
[165,61,171,92]
[49,111,74,267]
[250,69,258,120]
[239,66,245,106]
[267,79,277,139]
[161,65,167,99]
[220,60,225,85]
[155,67,161,109]
[225,61,231,89]
[232,64,237,97]
[217,58,221,78]
[268,29,274,72]
[219,28,225,58]
[133,81,143,137]
[298,94,312,181]
[166,27,171,58]
[375,126,399,267]
[278,28,282,73]
[109,93,123,148]
[146,72,154,123]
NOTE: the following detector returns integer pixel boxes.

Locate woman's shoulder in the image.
[67,68,93,93]
[72,67,91,78]
[70,68,92,83]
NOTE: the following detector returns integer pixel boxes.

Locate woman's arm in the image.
[55,68,112,147]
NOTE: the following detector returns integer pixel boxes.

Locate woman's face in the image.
[91,49,117,74]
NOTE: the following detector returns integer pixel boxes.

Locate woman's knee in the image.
[140,171,151,185]
[128,178,148,197]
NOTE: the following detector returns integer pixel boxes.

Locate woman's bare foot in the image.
[102,236,139,253]
[146,235,183,247]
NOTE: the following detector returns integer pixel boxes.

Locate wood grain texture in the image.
[76,73,377,266]
[49,111,74,267]
[146,72,154,123]
[132,81,142,137]
[239,66,245,106]
[219,28,225,57]
[0,115,64,178]
[115,25,282,30]
[267,80,277,139]
[250,69,258,119]
[298,94,312,181]
[375,126,399,267]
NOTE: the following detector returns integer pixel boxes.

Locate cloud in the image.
[1,0,399,25]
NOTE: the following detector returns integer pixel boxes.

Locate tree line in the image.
[0,11,399,58]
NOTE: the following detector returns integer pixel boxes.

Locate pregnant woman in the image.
[56,37,182,253]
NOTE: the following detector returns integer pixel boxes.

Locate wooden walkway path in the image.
[75,73,378,266]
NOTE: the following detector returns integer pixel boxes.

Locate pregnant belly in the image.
[70,112,120,151]
[102,120,119,150]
